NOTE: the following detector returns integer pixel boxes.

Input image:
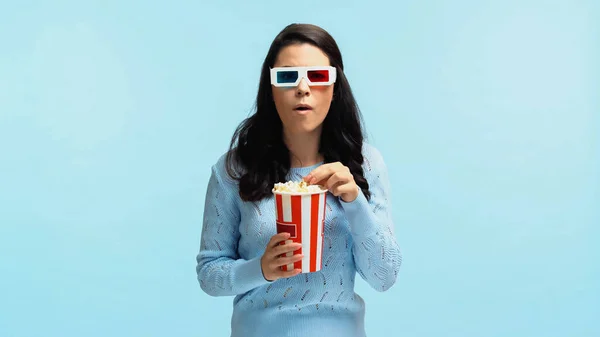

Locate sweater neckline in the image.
[288,161,323,176]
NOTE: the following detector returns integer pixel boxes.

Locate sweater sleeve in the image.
[340,145,402,292]
[196,159,271,297]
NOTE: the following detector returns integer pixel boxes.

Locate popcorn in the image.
[273,180,327,193]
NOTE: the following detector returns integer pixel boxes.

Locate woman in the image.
[196,23,402,337]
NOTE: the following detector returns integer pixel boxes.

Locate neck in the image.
[283,128,323,168]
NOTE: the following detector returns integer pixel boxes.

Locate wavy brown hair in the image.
[226,23,371,202]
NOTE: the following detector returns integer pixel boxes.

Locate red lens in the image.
[307,70,329,82]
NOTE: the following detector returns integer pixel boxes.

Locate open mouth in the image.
[294,104,313,111]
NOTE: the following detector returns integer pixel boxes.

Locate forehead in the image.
[274,43,331,67]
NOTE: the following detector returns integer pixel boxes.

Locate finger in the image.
[329,184,342,197]
[274,254,304,267]
[304,164,335,185]
[279,268,302,279]
[271,242,302,257]
[331,183,356,197]
[307,162,350,185]
[325,171,353,190]
[268,232,291,248]
[307,177,329,189]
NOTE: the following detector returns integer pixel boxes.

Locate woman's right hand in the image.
[261,232,303,281]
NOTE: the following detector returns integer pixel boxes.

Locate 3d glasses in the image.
[270,66,337,87]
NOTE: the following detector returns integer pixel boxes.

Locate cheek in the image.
[314,87,334,110]
[272,88,282,105]
[272,89,289,117]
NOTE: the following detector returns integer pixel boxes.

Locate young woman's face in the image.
[272,43,335,137]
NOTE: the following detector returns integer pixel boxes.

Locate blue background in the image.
[1,1,598,336]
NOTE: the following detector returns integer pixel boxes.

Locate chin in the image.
[286,124,322,135]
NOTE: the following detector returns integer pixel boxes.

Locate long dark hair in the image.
[225,23,371,202]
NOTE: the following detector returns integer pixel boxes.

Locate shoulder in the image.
[360,142,392,197]
[210,150,242,186]
[361,142,386,173]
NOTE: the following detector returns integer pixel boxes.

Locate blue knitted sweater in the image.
[196,143,402,337]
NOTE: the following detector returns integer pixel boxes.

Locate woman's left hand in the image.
[304,162,359,202]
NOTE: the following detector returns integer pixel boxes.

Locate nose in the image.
[295,77,311,97]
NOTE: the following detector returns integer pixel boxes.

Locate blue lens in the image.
[277,70,298,83]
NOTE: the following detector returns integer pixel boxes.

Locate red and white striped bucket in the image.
[273,190,327,273]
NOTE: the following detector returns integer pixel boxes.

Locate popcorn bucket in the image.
[272,186,328,273]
